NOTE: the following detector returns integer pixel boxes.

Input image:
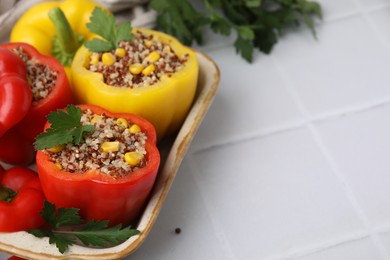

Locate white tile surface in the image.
[292,237,384,260]
[273,16,390,118]
[316,104,390,229]
[316,0,359,20]
[368,7,390,45]
[355,0,389,10]
[130,160,230,260]
[192,48,304,151]
[379,231,390,254]
[3,1,390,260]
[190,128,366,259]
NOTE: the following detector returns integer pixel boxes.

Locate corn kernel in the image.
[145,51,160,63]
[101,141,120,152]
[163,46,171,54]
[142,64,155,76]
[129,63,144,74]
[144,40,152,48]
[124,151,144,166]
[91,115,102,123]
[116,118,128,128]
[128,124,141,134]
[90,55,99,65]
[102,52,116,66]
[47,145,65,153]
[115,48,126,58]
[54,163,62,170]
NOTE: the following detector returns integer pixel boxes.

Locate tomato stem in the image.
[0,185,16,202]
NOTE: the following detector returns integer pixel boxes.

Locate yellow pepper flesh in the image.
[71,28,199,140]
[10,0,103,80]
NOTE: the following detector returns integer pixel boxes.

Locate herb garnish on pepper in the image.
[34,105,95,150]
[84,7,134,52]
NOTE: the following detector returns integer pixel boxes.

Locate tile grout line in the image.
[309,97,390,124]
[304,121,389,259]
[263,232,370,260]
[192,120,306,154]
[319,1,388,23]
[185,154,238,260]
[348,0,390,255]
[270,54,390,259]
[192,97,390,154]
[375,223,390,234]
[352,0,390,54]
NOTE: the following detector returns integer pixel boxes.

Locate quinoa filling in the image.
[88,30,189,88]
[44,109,148,177]
[12,47,57,103]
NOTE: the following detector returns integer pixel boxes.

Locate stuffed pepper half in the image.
[0,42,73,165]
[71,7,199,140]
[35,104,160,226]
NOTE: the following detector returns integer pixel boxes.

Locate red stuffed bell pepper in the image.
[0,48,32,137]
[0,167,45,232]
[0,42,73,165]
[1,42,73,143]
[35,104,160,226]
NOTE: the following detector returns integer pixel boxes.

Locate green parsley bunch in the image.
[150,0,322,62]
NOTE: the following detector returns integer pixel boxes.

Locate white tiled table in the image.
[2,0,390,259]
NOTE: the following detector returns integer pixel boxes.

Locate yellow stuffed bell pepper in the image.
[10,0,103,79]
[71,8,199,140]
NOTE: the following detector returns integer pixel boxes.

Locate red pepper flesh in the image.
[0,167,45,232]
[36,104,160,226]
[0,48,32,137]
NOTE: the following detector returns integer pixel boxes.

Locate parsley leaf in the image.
[72,220,140,247]
[150,0,322,62]
[28,201,140,254]
[84,38,115,52]
[234,36,254,63]
[84,7,134,52]
[87,7,116,41]
[46,105,82,130]
[151,0,207,45]
[34,105,95,150]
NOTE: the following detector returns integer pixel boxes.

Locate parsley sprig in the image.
[84,7,134,52]
[28,201,140,254]
[34,105,95,150]
[150,0,322,62]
